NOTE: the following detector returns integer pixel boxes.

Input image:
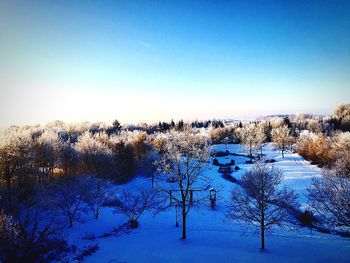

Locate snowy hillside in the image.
[64,144,350,263]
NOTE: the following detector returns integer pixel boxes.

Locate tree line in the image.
[0,104,349,260]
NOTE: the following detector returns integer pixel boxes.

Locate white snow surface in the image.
[65,144,350,263]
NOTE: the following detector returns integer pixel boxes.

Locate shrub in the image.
[296,210,316,228]
[0,209,67,263]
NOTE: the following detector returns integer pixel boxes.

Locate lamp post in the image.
[209,188,217,209]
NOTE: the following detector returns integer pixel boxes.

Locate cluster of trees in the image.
[236,123,294,160]
[225,105,350,250]
[0,123,155,197]
[209,126,238,144]
[157,119,225,132]
[0,103,349,259]
[0,123,213,260]
[293,107,349,169]
[296,131,350,167]
[0,121,158,261]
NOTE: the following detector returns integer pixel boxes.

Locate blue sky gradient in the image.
[1,0,349,126]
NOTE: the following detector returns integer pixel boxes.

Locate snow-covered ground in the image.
[65,144,350,263]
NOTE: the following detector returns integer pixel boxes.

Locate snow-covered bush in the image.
[0,208,67,262]
[209,127,238,144]
[295,131,348,167]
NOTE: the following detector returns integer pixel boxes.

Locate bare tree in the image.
[112,188,163,228]
[59,143,79,176]
[34,130,61,179]
[271,125,293,158]
[0,128,33,210]
[46,177,88,227]
[227,161,298,250]
[307,157,350,228]
[83,176,115,219]
[237,124,265,162]
[75,131,112,177]
[157,131,210,239]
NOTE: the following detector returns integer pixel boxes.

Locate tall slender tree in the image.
[157,131,210,239]
[271,126,294,158]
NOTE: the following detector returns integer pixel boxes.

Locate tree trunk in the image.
[5,164,12,211]
[152,173,154,189]
[261,213,265,250]
[181,206,187,239]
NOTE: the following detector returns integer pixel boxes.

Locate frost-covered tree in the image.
[59,143,79,176]
[269,117,284,129]
[150,133,168,155]
[294,113,306,132]
[130,131,153,164]
[307,157,350,228]
[271,126,293,158]
[157,131,210,239]
[333,131,350,154]
[227,161,298,250]
[106,119,122,136]
[209,127,238,144]
[256,126,267,155]
[258,121,272,143]
[333,104,350,131]
[110,138,136,183]
[75,131,112,177]
[296,132,335,167]
[0,128,33,209]
[307,119,321,133]
[34,130,61,179]
[237,124,265,161]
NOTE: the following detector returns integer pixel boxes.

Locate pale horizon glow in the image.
[1,1,350,127]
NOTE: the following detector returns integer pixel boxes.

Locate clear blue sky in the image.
[0,0,349,126]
